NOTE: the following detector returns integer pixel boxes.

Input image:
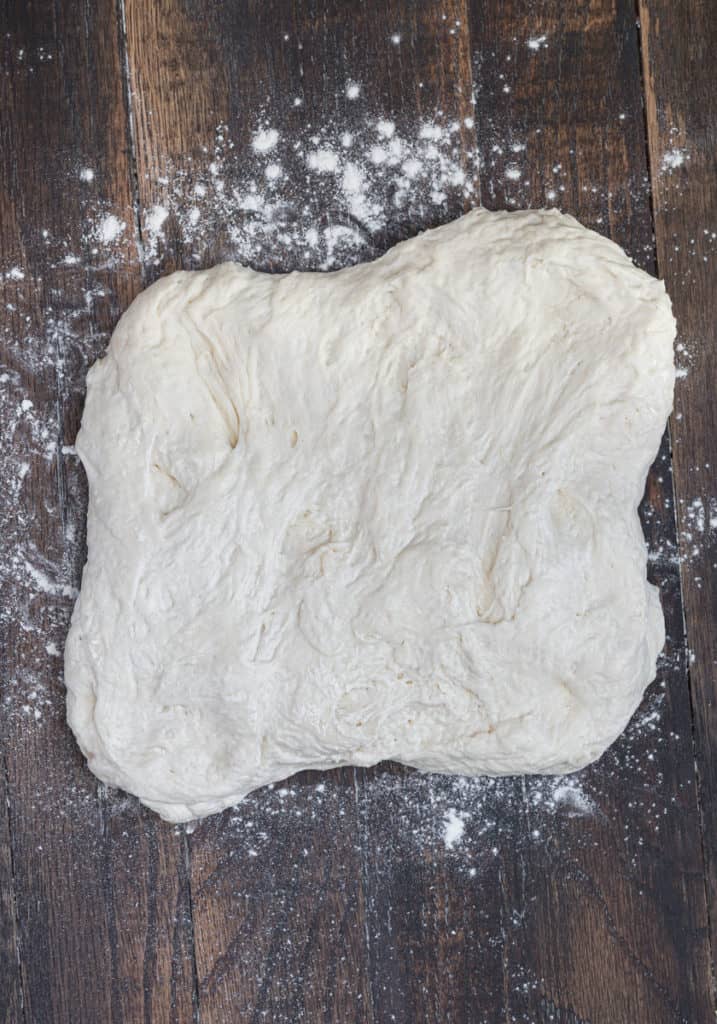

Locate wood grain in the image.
[122,0,475,276]
[467,1,714,1020]
[0,758,23,1024]
[1,0,716,1021]
[639,0,717,979]
[0,2,195,1022]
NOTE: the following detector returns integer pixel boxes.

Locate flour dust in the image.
[0,52,711,874]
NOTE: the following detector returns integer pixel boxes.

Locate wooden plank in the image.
[0,759,23,1024]
[639,0,717,974]
[466,1,714,1021]
[3,3,711,1023]
[120,1,478,1020]
[184,773,374,1023]
[0,3,195,1021]
[123,0,477,274]
[356,765,513,1023]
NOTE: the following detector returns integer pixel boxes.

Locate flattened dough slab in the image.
[65,209,675,822]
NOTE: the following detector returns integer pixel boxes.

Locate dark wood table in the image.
[2,2,716,1021]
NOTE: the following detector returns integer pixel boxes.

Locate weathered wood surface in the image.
[466,2,714,1021]
[0,759,23,1024]
[0,1,715,1021]
[0,2,195,1022]
[640,0,717,978]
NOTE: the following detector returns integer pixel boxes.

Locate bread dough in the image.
[65,209,675,822]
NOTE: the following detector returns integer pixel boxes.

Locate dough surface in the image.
[65,209,675,822]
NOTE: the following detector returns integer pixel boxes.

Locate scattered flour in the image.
[548,780,595,816]
[307,149,340,173]
[97,214,125,245]
[685,497,706,534]
[252,127,279,153]
[143,203,169,256]
[106,117,480,271]
[0,54,712,1021]
[443,808,467,849]
[145,203,169,234]
[661,148,688,172]
[0,68,708,879]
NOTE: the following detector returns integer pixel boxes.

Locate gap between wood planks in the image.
[115,0,145,275]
